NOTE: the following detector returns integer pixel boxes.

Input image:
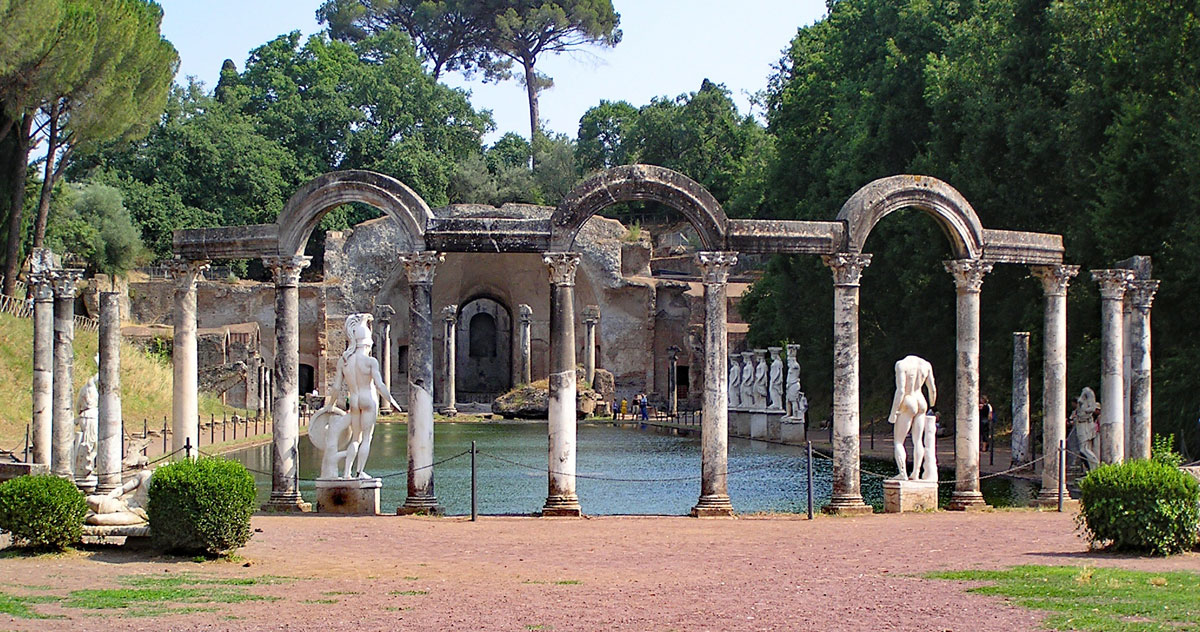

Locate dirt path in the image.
[1,510,1197,631]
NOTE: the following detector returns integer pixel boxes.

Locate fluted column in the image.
[376,305,395,414]
[96,293,123,492]
[944,259,993,510]
[1093,269,1134,464]
[51,268,83,478]
[29,269,54,466]
[821,253,872,515]
[169,259,208,458]
[440,304,458,416]
[543,252,582,517]
[1032,264,1079,505]
[691,252,737,517]
[399,252,443,514]
[262,255,311,511]
[1011,332,1031,466]
[1126,279,1159,460]
[582,305,600,386]
[518,304,532,384]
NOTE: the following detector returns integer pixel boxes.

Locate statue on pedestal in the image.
[887,355,938,481]
[739,351,755,409]
[1070,386,1100,471]
[728,356,742,408]
[310,313,401,479]
[73,355,99,489]
[768,347,784,411]
[753,350,768,409]
[785,345,803,418]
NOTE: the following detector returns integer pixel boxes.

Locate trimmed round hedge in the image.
[147,457,257,555]
[1078,458,1199,556]
[0,474,87,550]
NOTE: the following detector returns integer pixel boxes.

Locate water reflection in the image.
[227,422,1032,515]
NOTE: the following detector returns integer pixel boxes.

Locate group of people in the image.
[614,393,650,420]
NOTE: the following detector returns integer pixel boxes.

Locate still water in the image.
[228,421,1034,515]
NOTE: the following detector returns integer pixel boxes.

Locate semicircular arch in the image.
[836,175,984,260]
[275,170,433,256]
[550,164,728,251]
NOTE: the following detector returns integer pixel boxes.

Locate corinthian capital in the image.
[441,304,458,324]
[167,258,211,291]
[944,259,994,292]
[50,269,84,299]
[263,255,311,288]
[1091,269,1135,300]
[1031,264,1081,297]
[399,251,442,285]
[696,251,738,285]
[822,252,872,287]
[543,252,580,286]
[1126,279,1160,312]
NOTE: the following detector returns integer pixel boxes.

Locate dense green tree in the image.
[43,181,144,277]
[575,99,635,172]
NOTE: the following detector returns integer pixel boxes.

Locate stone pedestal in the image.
[1032,265,1079,506]
[883,479,938,513]
[399,252,443,514]
[749,411,768,440]
[316,478,381,515]
[728,410,751,437]
[945,259,993,511]
[780,419,806,444]
[690,252,738,518]
[262,255,312,513]
[543,253,582,517]
[822,253,872,516]
[1093,269,1134,464]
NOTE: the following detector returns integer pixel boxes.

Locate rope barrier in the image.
[476,449,817,483]
[196,448,473,483]
[807,447,1047,485]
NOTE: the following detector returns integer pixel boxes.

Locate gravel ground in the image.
[1,510,1197,631]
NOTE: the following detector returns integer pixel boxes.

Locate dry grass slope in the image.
[0,312,242,450]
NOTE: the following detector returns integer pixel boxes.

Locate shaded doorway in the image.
[457,298,512,402]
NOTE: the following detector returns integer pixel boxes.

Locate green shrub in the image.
[0,474,87,550]
[1077,458,1199,556]
[147,457,256,556]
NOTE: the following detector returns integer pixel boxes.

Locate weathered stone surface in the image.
[1093,269,1135,464]
[1011,332,1031,465]
[315,477,381,515]
[490,377,601,418]
[1032,264,1079,505]
[173,224,279,260]
[591,368,615,405]
[883,479,938,513]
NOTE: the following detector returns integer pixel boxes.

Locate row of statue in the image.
[728,345,806,422]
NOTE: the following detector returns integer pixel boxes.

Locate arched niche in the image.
[836,175,984,260]
[457,297,512,398]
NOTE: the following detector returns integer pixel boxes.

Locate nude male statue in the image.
[311,313,401,479]
[887,355,938,481]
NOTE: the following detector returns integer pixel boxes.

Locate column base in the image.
[542,495,581,517]
[397,496,444,516]
[946,491,990,511]
[260,493,312,513]
[822,496,874,516]
[75,475,98,494]
[439,407,458,417]
[690,494,734,518]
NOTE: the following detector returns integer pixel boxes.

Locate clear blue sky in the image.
[159,1,827,143]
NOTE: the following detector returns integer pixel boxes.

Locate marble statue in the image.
[739,352,755,410]
[728,357,742,408]
[887,355,938,481]
[310,313,402,479]
[85,441,152,526]
[1070,386,1100,471]
[768,347,784,411]
[785,345,803,418]
[753,350,769,410]
[73,355,99,487]
[795,393,809,427]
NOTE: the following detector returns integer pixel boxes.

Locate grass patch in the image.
[521,579,582,585]
[0,592,62,619]
[926,565,1200,631]
[389,590,428,596]
[301,598,338,604]
[322,590,360,596]
[63,587,273,610]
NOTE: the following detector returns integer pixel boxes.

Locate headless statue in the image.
[739,352,755,409]
[768,348,784,411]
[73,355,99,485]
[887,355,938,481]
[311,313,402,479]
[728,357,742,408]
[785,346,803,418]
[753,351,769,409]
[1071,387,1100,470]
[85,440,153,526]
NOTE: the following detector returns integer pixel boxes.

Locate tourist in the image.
[638,393,649,420]
[620,398,628,419]
[979,394,994,453]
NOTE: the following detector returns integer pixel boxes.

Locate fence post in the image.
[1057,439,1066,513]
[471,441,478,522]
[807,440,815,520]
[162,416,168,454]
[185,437,192,460]
[143,418,147,439]
[24,424,30,463]
[870,419,875,450]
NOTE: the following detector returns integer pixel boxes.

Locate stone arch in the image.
[836,175,984,260]
[275,170,433,256]
[550,164,728,251]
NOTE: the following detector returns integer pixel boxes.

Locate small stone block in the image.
[540,507,582,517]
[0,462,49,483]
[396,504,445,516]
[822,502,874,516]
[316,477,381,515]
[883,479,938,513]
[780,420,806,444]
[749,412,768,439]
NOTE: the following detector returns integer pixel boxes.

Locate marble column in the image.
[518,304,533,384]
[1032,264,1079,505]
[262,255,311,512]
[96,293,123,492]
[51,268,83,478]
[667,345,680,415]
[1126,279,1159,460]
[1122,297,1134,459]
[692,251,737,517]
[399,252,443,514]
[821,253,873,515]
[944,259,993,510]
[582,305,600,386]
[440,304,458,416]
[169,259,208,458]
[29,271,54,466]
[1093,269,1134,464]
[376,305,395,414]
[543,252,581,517]
[1011,332,1031,466]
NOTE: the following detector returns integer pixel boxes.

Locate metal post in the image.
[143,419,147,439]
[1057,439,1065,513]
[870,419,875,450]
[471,440,478,522]
[210,414,215,445]
[185,437,192,460]
[990,422,995,466]
[806,441,815,520]
[24,424,30,463]
[162,417,168,454]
